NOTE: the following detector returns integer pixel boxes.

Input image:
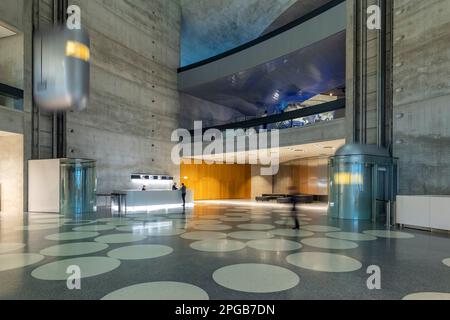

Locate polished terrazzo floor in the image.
[1,201,450,300]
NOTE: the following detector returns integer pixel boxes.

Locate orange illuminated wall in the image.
[180,162,251,200]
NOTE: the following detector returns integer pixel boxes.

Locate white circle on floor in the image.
[95,233,147,244]
[287,252,362,272]
[274,219,308,227]
[0,243,26,254]
[64,220,95,226]
[101,281,209,300]
[193,224,232,231]
[45,232,100,241]
[250,215,272,221]
[237,224,275,231]
[213,264,299,293]
[442,258,450,267]
[181,231,227,240]
[403,292,450,300]
[73,225,117,232]
[269,229,315,238]
[40,242,108,257]
[107,245,173,260]
[221,217,251,222]
[15,224,61,231]
[228,231,274,240]
[0,253,45,272]
[301,225,341,233]
[247,239,302,252]
[326,232,377,241]
[143,227,186,237]
[301,237,358,250]
[225,213,249,217]
[363,230,414,239]
[32,257,120,280]
[190,239,246,252]
[200,215,224,219]
[191,220,223,225]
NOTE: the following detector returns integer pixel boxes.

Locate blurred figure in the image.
[172,182,178,190]
[141,185,147,191]
[181,183,187,208]
[288,186,300,230]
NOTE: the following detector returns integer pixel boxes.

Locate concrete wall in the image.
[63,0,182,193]
[0,133,24,215]
[250,165,273,199]
[393,0,450,195]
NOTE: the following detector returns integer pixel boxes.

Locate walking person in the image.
[180,183,187,209]
[288,186,300,230]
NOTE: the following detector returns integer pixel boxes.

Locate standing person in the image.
[180,183,187,208]
[262,110,268,130]
[172,182,178,190]
[288,186,300,230]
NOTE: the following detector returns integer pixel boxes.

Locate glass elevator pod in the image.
[60,159,97,215]
[328,144,397,222]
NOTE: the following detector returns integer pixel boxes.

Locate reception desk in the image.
[113,189,194,213]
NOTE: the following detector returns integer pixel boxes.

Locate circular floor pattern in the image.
[403,292,450,300]
[228,231,274,240]
[191,219,223,225]
[107,244,173,260]
[102,281,209,300]
[237,224,275,231]
[363,230,414,239]
[64,220,96,226]
[45,231,100,241]
[301,225,341,233]
[0,243,26,254]
[442,258,450,267]
[269,229,315,238]
[143,228,186,237]
[247,239,302,252]
[0,254,44,272]
[96,217,131,223]
[95,233,147,244]
[190,239,246,252]
[220,217,251,223]
[73,224,117,232]
[200,215,224,220]
[274,219,308,227]
[193,224,233,231]
[40,242,109,257]
[181,231,227,240]
[32,257,120,280]
[225,213,249,217]
[300,218,313,222]
[325,232,377,242]
[213,264,299,293]
[250,215,272,221]
[286,252,362,273]
[301,237,358,250]
[15,224,61,231]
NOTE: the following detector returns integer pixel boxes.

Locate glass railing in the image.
[0,83,24,111]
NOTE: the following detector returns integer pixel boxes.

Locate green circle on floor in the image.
[228,231,274,240]
[31,257,120,280]
[221,217,251,222]
[442,258,450,267]
[237,224,275,231]
[247,239,302,252]
[403,292,450,300]
[95,233,147,244]
[269,229,314,238]
[190,239,246,252]
[45,232,100,241]
[0,254,44,272]
[107,245,173,260]
[326,232,377,241]
[40,242,109,257]
[73,225,117,232]
[101,282,209,300]
[181,231,227,240]
[301,225,341,233]
[363,230,414,239]
[193,224,232,231]
[287,252,362,272]
[213,264,299,293]
[301,237,358,250]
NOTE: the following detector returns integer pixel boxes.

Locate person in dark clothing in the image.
[172,183,178,190]
[180,183,187,208]
[288,186,300,230]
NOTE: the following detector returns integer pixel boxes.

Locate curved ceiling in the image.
[180,0,335,67]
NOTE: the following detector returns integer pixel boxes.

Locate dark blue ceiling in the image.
[181,31,346,116]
